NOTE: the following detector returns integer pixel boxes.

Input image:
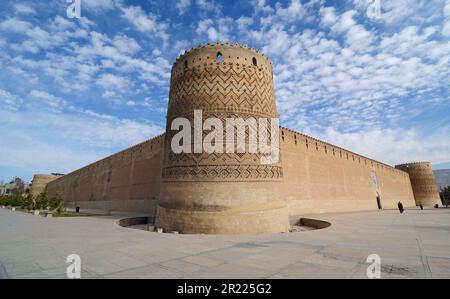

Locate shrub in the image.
[48,194,63,212]
[9,195,19,207]
[0,195,9,206]
[20,193,34,210]
[34,192,48,210]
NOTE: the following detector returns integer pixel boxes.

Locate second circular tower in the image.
[395,162,441,207]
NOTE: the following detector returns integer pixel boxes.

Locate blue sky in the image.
[0,0,449,183]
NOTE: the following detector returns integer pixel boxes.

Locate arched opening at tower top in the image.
[216,52,223,62]
[252,57,257,66]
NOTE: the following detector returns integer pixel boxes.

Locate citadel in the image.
[31,43,441,234]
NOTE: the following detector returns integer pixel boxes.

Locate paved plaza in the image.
[0,207,449,279]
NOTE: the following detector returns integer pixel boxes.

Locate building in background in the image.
[0,183,6,196]
[434,169,450,190]
[0,178,30,196]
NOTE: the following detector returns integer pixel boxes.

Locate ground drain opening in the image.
[117,216,156,231]
[289,218,331,232]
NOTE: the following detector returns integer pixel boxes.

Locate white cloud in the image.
[260,24,291,56]
[316,126,450,166]
[259,0,313,28]
[0,108,164,175]
[101,90,116,99]
[29,90,67,110]
[443,1,450,36]
[274,0,305,22]
[319,6,338,27]
[126,100,136,106]
[196,19,213,34]
[50,15,75,31]
[0,17,32,33]
[0,16,83,54]
[236,17,253,31]
[0,89,22,110]
[331,10,357,33]
[0,0,449,179]
[96,74,130,91]
[443,19,450,36]
[173,40,190,56]
[72,31,170,84]
[345,24,374,51]
[79,16,97,29]
[0,134,105,177]
[254,0,274,14]
[120,5,169,45]
[14,4,36,15]
[247,1,450,146]
[112,34,141,54]
[195,0,221,14]
[196,18,233,41]
[176,0,191,15]
[82,0,115,12]
[445,0,450,17]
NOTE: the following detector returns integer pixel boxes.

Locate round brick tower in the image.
[395,162,441,207]
[155,43,290,234]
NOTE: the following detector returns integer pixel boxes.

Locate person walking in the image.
[397,201,404,213]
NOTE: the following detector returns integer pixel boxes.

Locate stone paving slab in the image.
[1,207,450,279]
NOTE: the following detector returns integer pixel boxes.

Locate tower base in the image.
[155,205,290,234]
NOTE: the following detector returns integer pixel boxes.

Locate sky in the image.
[0,0,449,183]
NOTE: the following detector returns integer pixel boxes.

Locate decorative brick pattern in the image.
[162,165,283,181]
[162,44,281,182]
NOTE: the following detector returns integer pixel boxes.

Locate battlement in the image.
[171,42,272,77]
[174,42,270,64]
[48,133,165,185]
[279,126,408,176]
[395,162,431,168]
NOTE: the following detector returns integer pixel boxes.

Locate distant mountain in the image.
[434,169,450,190]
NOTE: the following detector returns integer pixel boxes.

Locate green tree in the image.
[440,186,450,206]
[20,193,34,210]
[48,194,63,212]
[6,195,22,207]
[34,192,48,210]
[0,195,9,206]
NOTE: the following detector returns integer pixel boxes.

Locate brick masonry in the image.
[44,43,440,234]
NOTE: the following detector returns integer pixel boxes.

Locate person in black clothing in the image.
[397,201,404,213]
[419,204,423,210]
